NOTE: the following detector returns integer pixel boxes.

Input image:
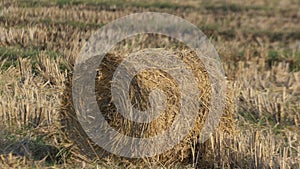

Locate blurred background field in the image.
[0,0,299,168]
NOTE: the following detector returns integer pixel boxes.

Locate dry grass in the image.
[60,47,234,167]
[0,0,299,168]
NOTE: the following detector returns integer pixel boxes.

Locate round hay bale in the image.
[60,48,234,165]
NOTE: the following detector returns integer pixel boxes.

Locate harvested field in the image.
[0,0,299,168]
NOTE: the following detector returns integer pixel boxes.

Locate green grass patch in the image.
[0,14,104,30]
[16,0,194,10]
[268,50,279,61]
[267,49,300,71]
[0,46,39,70]
[238,107,299,134]
[202,3,267,13]
[38,18,104,29]
[239,111,259,124]
[0,46,61,71]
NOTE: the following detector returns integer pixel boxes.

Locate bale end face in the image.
[60,49,234,164]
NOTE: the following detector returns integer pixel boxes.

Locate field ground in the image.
[0,0,299,168]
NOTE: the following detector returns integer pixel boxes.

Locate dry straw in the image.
[61,48,234,165]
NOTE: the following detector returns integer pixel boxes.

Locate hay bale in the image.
[60,48,234,164]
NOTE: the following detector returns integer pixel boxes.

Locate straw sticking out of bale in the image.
[60,48,234,164]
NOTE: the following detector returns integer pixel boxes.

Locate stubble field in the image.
[0,0,299,168]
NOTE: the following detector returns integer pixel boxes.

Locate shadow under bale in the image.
[0,138,59,164]
[60,49,234,166]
